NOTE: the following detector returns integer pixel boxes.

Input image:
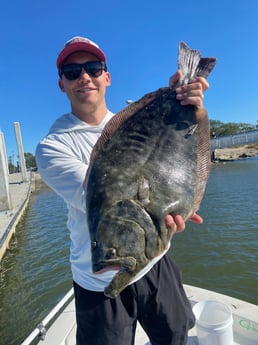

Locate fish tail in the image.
[196,57,217,79]
[178,41,217,85]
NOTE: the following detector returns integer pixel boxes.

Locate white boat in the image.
[21,285,258,345]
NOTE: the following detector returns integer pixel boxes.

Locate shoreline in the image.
[212,142,258,162]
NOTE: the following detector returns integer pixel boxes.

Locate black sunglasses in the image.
[59,61,107,80]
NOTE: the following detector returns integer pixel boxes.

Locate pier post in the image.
[14,122,28,182]
[0,131,12,211]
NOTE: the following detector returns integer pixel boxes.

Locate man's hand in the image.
[169,70,209,109]
[165,213,203,235]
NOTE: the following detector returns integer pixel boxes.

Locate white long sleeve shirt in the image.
[36,111,166,292]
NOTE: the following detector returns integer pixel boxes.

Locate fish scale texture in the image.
[85,42,216,298]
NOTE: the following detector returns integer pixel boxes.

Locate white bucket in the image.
[192,300,234,345]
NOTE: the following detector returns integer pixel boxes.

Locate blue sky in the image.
[1,0,258,160]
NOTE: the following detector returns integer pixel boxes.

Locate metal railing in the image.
[20,288,74,345]
[210,129,258,150]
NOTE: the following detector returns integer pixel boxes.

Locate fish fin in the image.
[196,57,217,79]
[178,41,217,85]
[178,41,201,85]
[89,89,162,164]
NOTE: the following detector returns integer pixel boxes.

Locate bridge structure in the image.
[210,129,258,150]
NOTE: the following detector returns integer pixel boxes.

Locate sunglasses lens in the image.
[61,64,82,80]
[60,62,106,80]
[86,62,104,78]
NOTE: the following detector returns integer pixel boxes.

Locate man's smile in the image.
[76,86,98,93]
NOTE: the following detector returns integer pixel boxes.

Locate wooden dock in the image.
[0,172,32,261]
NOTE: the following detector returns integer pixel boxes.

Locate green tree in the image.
[24,152,36,169]
[210,120,254,137]
[8,156,16,173]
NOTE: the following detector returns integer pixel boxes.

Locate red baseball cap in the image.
[56,36,106,68]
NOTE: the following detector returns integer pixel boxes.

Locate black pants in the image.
[73,253,195,345]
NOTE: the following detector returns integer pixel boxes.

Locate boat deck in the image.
[27,285,258,345]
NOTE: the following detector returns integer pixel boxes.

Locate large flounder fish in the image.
[86,42,217,298]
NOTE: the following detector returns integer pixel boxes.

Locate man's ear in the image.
[58,79,65,92]
[105,72,111,87]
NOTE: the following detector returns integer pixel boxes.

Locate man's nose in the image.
[79,67,91,79]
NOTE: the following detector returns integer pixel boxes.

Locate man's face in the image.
[58,51,111,116]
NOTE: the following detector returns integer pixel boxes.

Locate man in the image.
[36,36,209,345]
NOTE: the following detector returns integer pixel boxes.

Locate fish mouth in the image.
[93,256,137,274]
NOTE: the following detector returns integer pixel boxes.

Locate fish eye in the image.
[106,248,116,259]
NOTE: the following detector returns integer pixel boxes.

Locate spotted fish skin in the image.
[86,42,217,298]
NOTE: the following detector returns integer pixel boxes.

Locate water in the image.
[0,188,71,345]
[0,158,258,345]
[172,157,258,304]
